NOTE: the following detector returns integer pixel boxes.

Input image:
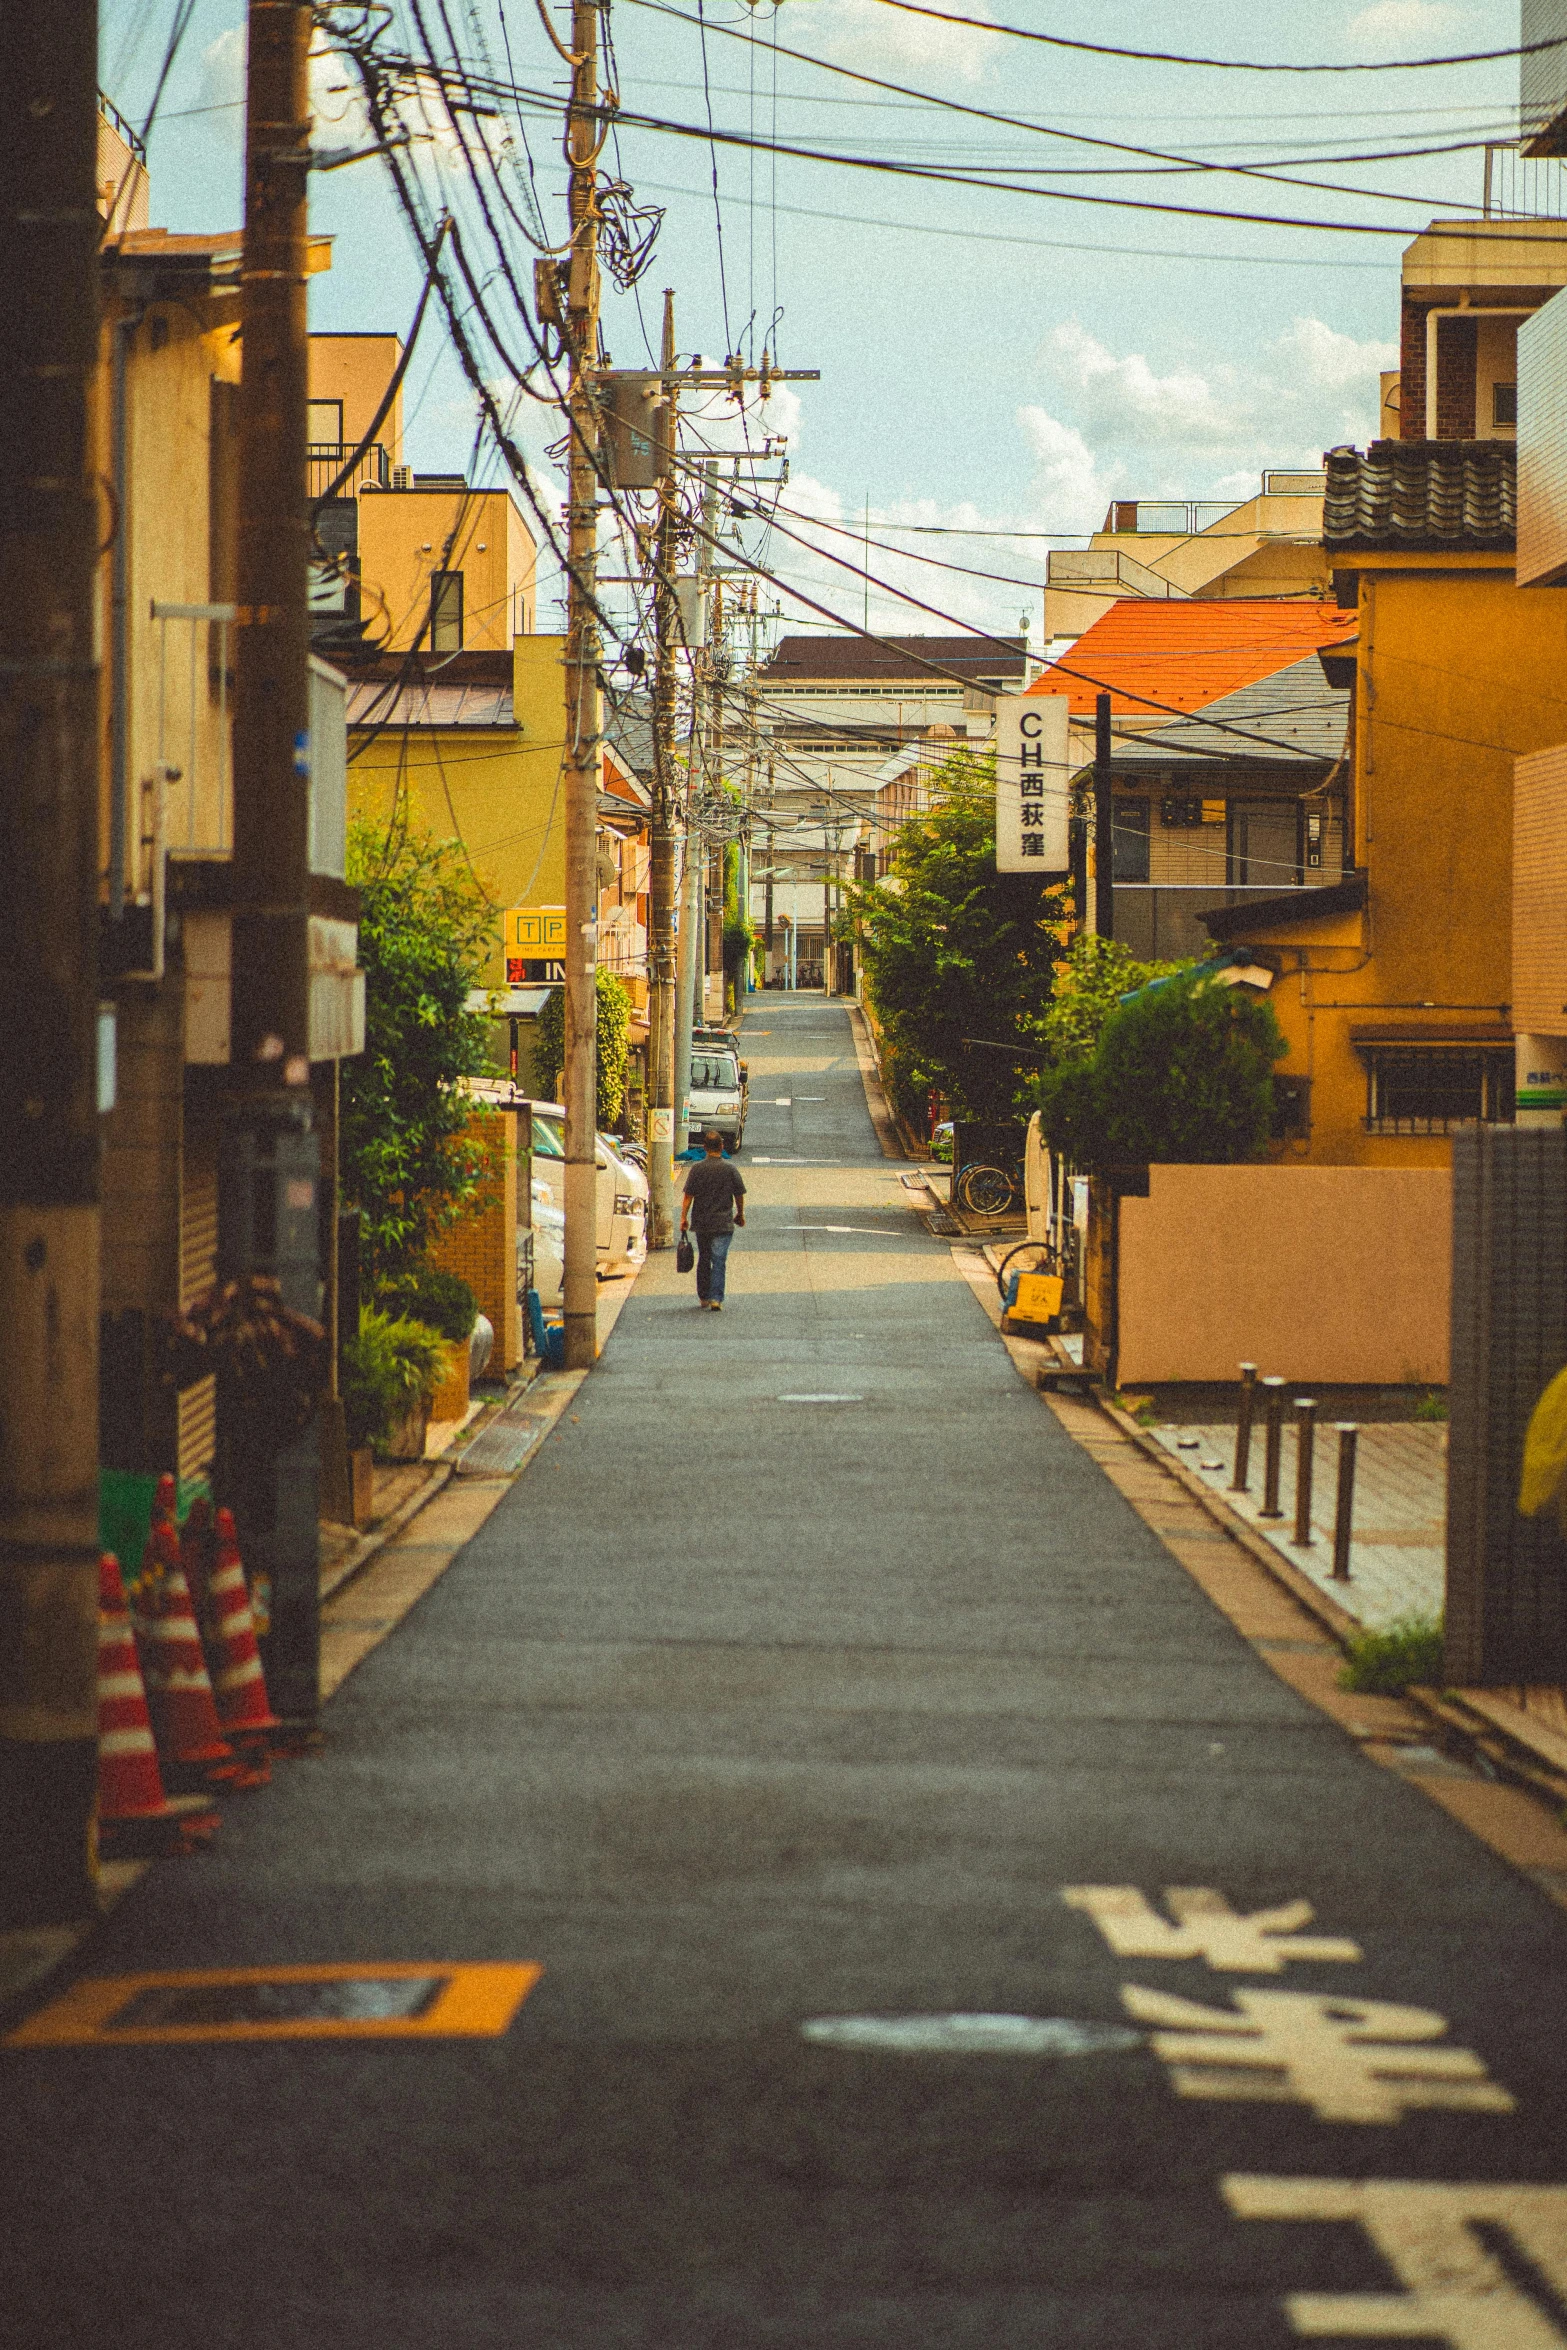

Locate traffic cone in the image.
[97,1553,220,1858]
[141,1543,240,1782]
[207,1507,279,1755]
[180,1493,215,1631]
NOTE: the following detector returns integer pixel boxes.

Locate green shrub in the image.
[1337,1614,1445,1695]
[1413,1390,1448,1423]
[533,972,633,1125]
[340,1311,451,1450]
[1038,967,1286,1170]
[377,1265,478,1344]
[1042,932,1190,1065]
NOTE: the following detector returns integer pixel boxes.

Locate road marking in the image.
[1224,2176,1567,2345]
[1124,1987,1514,2123]
[776,1393,865,1404]
[770,1097,793,1104]
[1063,1885,1361,1972]
[5,1963,542,2046]
[801,2013,1143,2057]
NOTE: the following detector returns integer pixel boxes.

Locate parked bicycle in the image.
[953,1156,1023,1217]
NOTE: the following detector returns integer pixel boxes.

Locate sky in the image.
[100,0,1538,642]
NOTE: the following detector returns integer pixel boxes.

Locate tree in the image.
[342,820,496,1277]
[1042,931,1190,1065]
[1037,967,1287,1169]
[533,970,634,1128]
[848,750,1070,1125]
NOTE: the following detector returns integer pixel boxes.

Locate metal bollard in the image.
[1230,1362,1259,1491]
[1292,1398,1317,1545]
[1332,1424,1359,1580]
[1259,1376,1287,1518]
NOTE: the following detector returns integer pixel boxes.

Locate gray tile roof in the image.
[1111,652,1349,767]
[1323,438,1516,552]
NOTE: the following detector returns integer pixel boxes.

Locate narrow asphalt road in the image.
[7,994,1567,2346]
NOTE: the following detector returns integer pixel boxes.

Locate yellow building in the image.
[309,334,537,651]
[1200,438,1567,1166]
[344,638,651,1088]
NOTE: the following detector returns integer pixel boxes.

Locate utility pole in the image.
[562,0,604,1369]
[673,467,719,1150]
[227,0,321,1729]
[646,290,679,1248]
[1094,690,1114,939]
[0,0,102,1925]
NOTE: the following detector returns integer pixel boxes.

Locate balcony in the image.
[1112,885,1323,963]
[308,441,390,500]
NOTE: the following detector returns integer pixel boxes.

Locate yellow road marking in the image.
[6,1962,542,2047]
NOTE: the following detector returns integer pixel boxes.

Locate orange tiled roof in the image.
[1027,596,1356,720]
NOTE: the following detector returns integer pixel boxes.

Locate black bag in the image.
[676,1235,694,1274]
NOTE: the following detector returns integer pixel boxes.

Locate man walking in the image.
[680,1129,746,1311]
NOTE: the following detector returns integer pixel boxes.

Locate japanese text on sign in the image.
[994,692,1070,873]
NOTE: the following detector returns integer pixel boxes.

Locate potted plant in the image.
[378,1267,479,1427]
[341,1310,450,1465]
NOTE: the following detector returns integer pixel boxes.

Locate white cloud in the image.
[1346,0,1470,53]
[1025,313,1396,496]
[1016,407,1114,536]
[807,0,1000,86]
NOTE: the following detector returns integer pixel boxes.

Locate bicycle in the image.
[953,1157,1022,1217]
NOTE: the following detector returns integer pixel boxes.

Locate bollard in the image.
[1230,1362,1259,1491]
[1292,1399,1318,1546]
[1332,1424,1358,1580]
[1259,1376,1287,1518]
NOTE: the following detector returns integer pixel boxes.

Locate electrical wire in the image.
[865,0,1567,76]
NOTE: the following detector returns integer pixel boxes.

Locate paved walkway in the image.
[1147,1419,1446,1630]
[6,996,1567,2346]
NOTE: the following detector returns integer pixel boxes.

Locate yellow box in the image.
[1012,1272,1064,1323]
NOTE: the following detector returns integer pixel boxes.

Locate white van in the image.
[688,1045,746,1152]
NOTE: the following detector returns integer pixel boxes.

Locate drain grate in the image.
[456,1415,548,1477]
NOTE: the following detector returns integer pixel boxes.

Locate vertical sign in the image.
[994,693,1071,873]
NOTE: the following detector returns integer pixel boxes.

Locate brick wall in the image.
[1399,296,1427,440]
[1435,314,1478,439]
[429,1107,520,1372]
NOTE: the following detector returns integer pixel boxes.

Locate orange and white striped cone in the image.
[97,1553,221,1857]
[97,1552,174,1823]
[207,1507,279,1757]
[143,1552,241,1782]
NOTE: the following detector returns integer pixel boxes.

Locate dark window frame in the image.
[1362,1045,1514,1136]
[430,569,464,652]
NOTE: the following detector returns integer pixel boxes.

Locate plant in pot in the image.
[378,1267,479,1425]
[341,1310,451,1465]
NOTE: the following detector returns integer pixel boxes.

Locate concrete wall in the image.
[1115,1164,1452,1385]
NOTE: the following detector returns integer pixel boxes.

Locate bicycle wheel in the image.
[957,1162,1015,1217]
[995,1238,1059,1300]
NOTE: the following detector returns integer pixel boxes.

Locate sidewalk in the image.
[1144,1416,1445,1632]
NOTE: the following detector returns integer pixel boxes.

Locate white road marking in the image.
[1125,1987,1514,2123]
[1063,1886,1361,1972]
[1225,2176,1567,2346]
[801,2014,1143,2057]
[775,1393,864,1404]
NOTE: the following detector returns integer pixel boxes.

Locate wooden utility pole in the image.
[226,0,322,1725]
[562,0,604,1368]
[647,290,679,1250]
[0,0,103,1925]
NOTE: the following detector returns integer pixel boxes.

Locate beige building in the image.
[309,335,537,653]
[1042,470,1331,644]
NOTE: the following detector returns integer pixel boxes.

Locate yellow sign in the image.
[1011,1272,1064,1325]
[504,905,567,954]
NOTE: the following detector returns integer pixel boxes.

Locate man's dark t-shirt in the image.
[684,1158,746,1235]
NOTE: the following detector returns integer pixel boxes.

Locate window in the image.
[1112,797,1150,882]
[1494,381,1518,427]
[1363,1047,1513,1135]
[429,569,464,652]
[307,397,344,448]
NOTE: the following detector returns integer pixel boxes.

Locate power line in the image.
[866,0,1567,76]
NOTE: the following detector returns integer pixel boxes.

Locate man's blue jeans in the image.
[696,1228,733,1303]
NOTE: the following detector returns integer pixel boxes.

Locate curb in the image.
[844,1001,903,1161]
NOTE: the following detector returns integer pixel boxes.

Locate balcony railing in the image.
[308,441,390,500]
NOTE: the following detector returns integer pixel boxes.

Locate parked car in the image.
[521,1176,564,1307]
[526,1102,647,1273]
[688,1044,747,1152]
